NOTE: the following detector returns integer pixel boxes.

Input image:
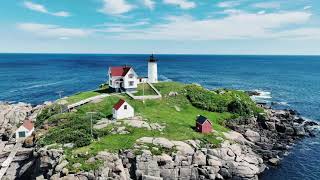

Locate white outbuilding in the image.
[15,120,34,140]
[112,99,134,120]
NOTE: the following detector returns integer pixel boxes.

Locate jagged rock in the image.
[192,151,206,166]
[207,156,222,167]
[223,131,253,145]
[219,168,232,179]
[50,174,60,180]
[36,175,46,180]
[245,129,261,142]
[293,124,306,136]
[63,143,75,148]
[268,158,280,166]
[62,168,69,176]
[55,160,69,172]
[142,175,163,180]
[86,157,96,163]
[168,92,179,96]
[265,122,276,131]
[172,141,194,155]
[137,137,174,149]
[72,163,82,169]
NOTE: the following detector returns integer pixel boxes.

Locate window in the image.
[124,105,127,110]
[18,131,26,137]
[129,81,134,86]
[110,80,112,85]
[129,74,134,78]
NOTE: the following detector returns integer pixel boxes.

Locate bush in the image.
[228,99,252,116]
[36,104,67,127]
[185,84,261,116]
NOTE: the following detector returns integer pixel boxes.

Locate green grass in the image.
[132,83,158,96]
[73,82,232,154]
[63,91,100,104]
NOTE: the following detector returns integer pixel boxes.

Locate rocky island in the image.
[0,82,318,180]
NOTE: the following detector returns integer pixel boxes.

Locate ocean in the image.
[0,54,319,179]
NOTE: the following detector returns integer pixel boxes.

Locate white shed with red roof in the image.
[15,120,34,139]
[112,99,134,120]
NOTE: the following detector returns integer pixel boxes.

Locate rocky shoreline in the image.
[0,101,319,180]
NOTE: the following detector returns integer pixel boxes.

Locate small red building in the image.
[196,115,213,133]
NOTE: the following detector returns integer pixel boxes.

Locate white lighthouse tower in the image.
[148,54,158,83]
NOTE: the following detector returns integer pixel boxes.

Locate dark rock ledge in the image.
[226,105,319,167]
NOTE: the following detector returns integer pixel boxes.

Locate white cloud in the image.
[163,0,196,9]
[17,23,90,39]
[217,1,241,8]
[24,1,48,13]
[303,6,312,10]
[99,0,134,15]
[252,2,281,9]
[23,1,70,17]
[52,11,70,17]
[108,11,314,40]
[142,0,155,10]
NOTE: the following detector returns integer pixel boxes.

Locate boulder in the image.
[153,138,175,149]
[219,168,232,179]
[268,158,280,166]
[192,151,206,166]
[265,122,276,131]
[172,141,194,155]
[293,125,306,136]
[244,129,261,142]
[55,160,68,172]
[207,156,222,167]
[142,175,163,180]
[223,131,253,145]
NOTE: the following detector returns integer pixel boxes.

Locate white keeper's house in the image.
[15,120,34,140]
[112,99,134,120]
[108,54,158,92]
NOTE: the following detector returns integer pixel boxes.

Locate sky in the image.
[0,0,320,55]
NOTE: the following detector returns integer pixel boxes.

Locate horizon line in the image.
[0,52,320,56]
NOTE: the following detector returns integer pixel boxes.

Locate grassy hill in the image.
[36,81,261,172]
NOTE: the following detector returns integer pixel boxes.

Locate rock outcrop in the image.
[226,107,319,166]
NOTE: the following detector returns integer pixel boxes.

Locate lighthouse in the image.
[148,54,158,83]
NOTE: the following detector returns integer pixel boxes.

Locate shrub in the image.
[185,84,261,116]
[36,104,67,127]
[228,99,252,116]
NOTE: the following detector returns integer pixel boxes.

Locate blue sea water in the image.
[0,54,319,179]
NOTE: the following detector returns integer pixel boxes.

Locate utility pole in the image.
[142,83,145,104]
[56,91,64,113]
[86,112,97,138]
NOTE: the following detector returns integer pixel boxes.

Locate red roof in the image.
[22,120,34,131]
[113,99,126,110]
[110,66,131,77]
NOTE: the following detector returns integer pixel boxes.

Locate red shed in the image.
[196,115,213,133]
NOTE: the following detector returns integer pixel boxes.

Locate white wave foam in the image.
[250,90,272,102]
[9,80,69,93]
[278,101,289,106]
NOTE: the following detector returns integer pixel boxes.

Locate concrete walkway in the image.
[67,94,110,110]
[126,83,162,100]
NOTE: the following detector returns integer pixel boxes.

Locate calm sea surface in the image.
[0,54,319,179]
